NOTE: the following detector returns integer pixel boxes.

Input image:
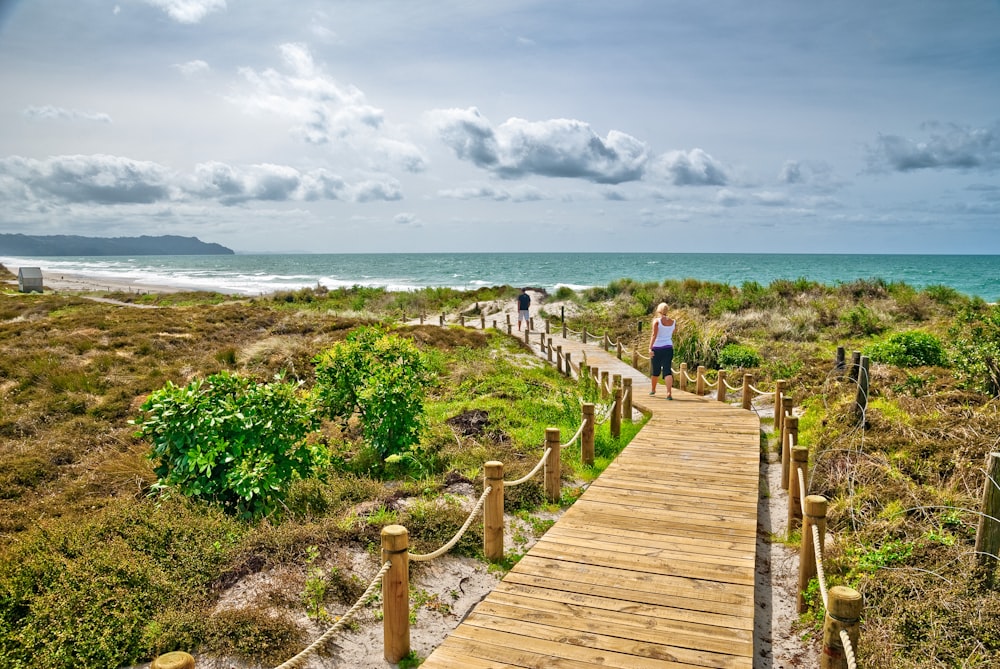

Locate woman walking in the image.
[648,303,676,399]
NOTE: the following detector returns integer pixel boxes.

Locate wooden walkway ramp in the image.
[421,334,762,668]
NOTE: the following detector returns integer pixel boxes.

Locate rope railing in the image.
[271,559,393,669]
[408,487,492,562]
[506,448,552,487]
[784,400,862,669]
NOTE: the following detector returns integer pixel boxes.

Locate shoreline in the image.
[2,265,233,296]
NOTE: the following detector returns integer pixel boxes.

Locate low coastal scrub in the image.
[2,266,1000,667]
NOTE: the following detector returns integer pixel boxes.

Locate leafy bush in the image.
[950,304,1000,395]
[718,343,762,369]
[864,331,947,368]
[313,326,431,462]
[136,372,323,519]
[840,303,884,335]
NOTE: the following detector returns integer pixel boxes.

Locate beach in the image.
[5,268,193,295]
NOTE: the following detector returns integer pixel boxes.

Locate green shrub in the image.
[135,372,323,519]
[840,304,884,336]
[864,331,947,368]
[314,326,431,462]
[718,343,762,369]
[950,304,1000,395]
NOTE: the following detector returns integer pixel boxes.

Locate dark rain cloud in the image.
[867,121,1000,172]
[0,154,171,204]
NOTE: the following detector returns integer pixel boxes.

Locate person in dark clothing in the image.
[517,288,531,331]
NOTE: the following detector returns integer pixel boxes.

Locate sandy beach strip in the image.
[2,266,188,295]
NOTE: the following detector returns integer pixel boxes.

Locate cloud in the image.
[652,149,727,186]
[231,43,427,172]
[0,154,172,204]
[437,184,544,202]
[23,106,112,123]
[394,212,419,225]
[430,107,648,184]
[352,179,402,203]
[174,60,210,77]
[188,162,350,204]
[0,154,400,207]
[867,121,1000,172]
[143,0,226,24]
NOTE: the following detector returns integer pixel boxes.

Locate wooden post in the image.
[381,525,410,663]
[679,363,688,392]
[460,315,465,327]
[560,322,566,338]
[623,378,633,422]
[616,341,623,360]
[530,317,534,331]
[439,313,445,326]
[582,404,595,466]
[717,370,728,403]
[524,327,530,344]
[544,428,561,502]
[611,386,621,439]
[821,586,862,669]
[481,315,485,329]
[560,306,564,324]
[696,365,706,396]
[492,319,497,330]
[565,352,572,377]
[855,355,871,423]
[600,371,609,399]
[788,446,808,531]
[632,348,638,370]
[742,373,753,411]
[484,462,504,561]
[419,314,424,325]
[603,333,609,352]
[774,379,786,434]
[848,350,861,383]
[975,452,1000,582]
[835,345,846,372]
[547,338,553,362]
[799,495,827,613]
[151,652,195,669]
[545,319,550,334]
[781,413,797,491]
[582,329,588,344]
[506,313,511,328]
[556,345,563,374]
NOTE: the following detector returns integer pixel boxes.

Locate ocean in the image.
[2,253,998,301]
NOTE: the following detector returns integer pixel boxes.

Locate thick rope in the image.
[812,523,829,609]
[684,370,698,383]
[272,559,393,669]
[562,419,588,449]
[409,487,491,562]
[798,467,807,509]
[748,384,776,397]
[839,628,859,669]
[723,378,742,391]
[506,448,551,487]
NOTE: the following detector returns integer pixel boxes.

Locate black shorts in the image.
[651,346,674,378]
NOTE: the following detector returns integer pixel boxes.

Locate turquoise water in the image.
[1,253,997,301]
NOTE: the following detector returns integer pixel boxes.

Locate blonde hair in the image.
[655,302,668,316]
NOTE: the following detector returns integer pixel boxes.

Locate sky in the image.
[0,0,998,254]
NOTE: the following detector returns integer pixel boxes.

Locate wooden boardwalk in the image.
[420,330,762,668]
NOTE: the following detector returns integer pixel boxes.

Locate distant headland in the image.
[0,234,234,256]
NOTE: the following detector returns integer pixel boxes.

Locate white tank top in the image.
[652,318,674,347]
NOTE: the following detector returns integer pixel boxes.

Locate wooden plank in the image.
[458,613,749,669]
[510,555,755,608]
